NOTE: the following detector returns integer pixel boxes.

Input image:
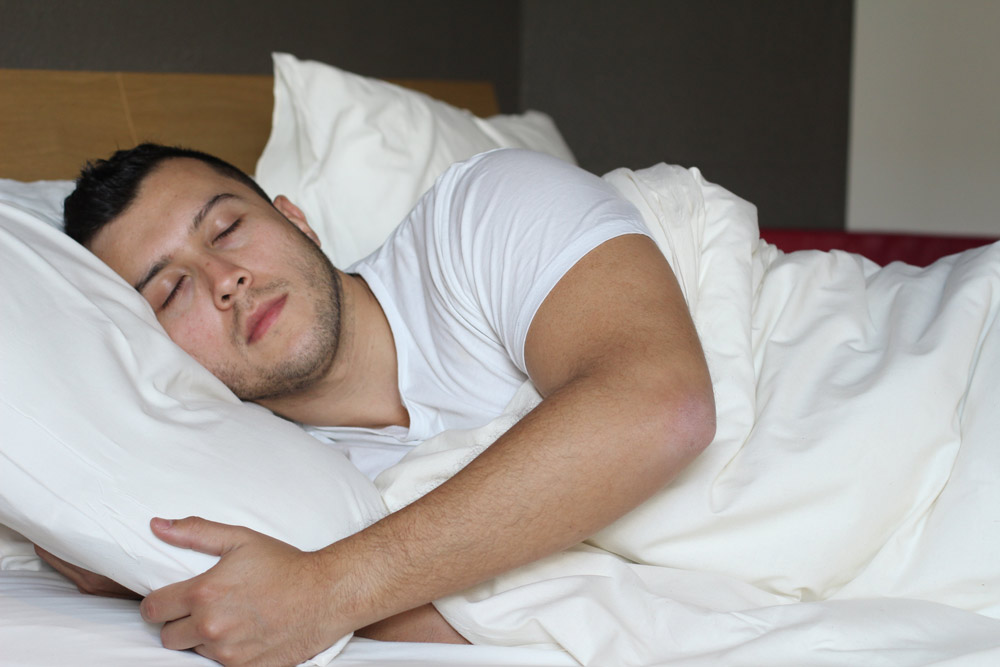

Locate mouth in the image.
[245,295,287,344]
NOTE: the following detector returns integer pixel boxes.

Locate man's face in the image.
[89,158,341,401]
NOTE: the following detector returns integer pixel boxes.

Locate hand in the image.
[140,517,352,666]
[34,545,141,600]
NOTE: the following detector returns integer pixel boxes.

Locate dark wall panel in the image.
[1,0,853,229]
[0,0,521,111]
[521,0,853,229]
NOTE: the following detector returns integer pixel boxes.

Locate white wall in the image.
[848,0,1000,236]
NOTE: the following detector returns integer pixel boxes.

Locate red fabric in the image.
[759,229,996,267]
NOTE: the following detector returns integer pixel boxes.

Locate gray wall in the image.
[848,0,1000,237]
[0,0,521,110]
[0,0,853,230]
[522,1,853,230]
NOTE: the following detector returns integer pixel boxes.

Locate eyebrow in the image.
[133,193,239,292]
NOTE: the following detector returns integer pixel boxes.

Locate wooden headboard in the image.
[0,69,500,182]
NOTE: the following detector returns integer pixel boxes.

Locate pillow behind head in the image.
[0,185,386,600]
[255,53,576,269]
[0,177,72,228]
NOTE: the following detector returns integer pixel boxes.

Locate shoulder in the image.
[426,149,634,235]
[437,148,606,195]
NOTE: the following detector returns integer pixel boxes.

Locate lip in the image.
[246,295,287,344]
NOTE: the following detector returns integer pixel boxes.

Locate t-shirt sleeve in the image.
[427,149,652,373]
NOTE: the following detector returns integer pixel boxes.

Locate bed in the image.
[2,54,1000,667]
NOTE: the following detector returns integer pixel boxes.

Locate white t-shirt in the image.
[306,149,651,478]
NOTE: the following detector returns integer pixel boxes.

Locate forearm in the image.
[356,604,469,644]
[135,237,715,663]
[317,368,714,631]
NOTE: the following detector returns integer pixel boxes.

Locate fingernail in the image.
[151,518,174,531]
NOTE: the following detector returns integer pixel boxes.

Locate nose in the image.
[206,258,251,309]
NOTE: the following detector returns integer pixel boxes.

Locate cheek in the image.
[160,305,231,362]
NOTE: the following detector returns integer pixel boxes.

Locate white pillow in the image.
[0,179,74,569]
[0,182,387,660]
[0,177,71,228]
[255,53,577,269]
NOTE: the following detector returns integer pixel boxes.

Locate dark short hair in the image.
[63,143,273,247]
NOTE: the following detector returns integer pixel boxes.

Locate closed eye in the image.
[161,275,187,310]
[214,218,242,243]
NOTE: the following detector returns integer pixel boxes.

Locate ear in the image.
[273,195,321,247]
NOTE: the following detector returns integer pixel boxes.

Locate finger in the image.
[33,544,63,568]
[149,516,248,556]
[33,546,80,581]
[34,545,140,599]
[141,578,196,623]
[158,615,205,652]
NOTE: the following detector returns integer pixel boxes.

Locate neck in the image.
[260,273,409,429]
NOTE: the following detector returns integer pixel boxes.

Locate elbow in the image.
[691,389,717,453]
[670,385,716,458]
[620,382,714,493]
[642,377,716,466]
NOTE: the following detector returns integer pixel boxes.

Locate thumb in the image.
[149,516,247,557]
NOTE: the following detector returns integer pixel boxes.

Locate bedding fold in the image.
[376,163,1000,665]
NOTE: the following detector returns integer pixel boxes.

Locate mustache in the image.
[232,281,291,345]
[236,281,291,313]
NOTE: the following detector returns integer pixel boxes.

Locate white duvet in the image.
[375,164,1000,665]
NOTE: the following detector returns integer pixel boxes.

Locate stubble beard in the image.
[215,236,343,403]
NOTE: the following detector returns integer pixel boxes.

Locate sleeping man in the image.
[41,143,716,665]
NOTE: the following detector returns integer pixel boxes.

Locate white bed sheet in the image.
[0,569,576,667]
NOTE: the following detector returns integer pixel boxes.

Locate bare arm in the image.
[37,539,465,645]
[326,234,715,609]
[141,234,715,664]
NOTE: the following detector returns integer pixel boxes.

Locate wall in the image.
[520,0,854,230]
[0,0,521,111]
[1,0,856,231]
[848,0,1000,237]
